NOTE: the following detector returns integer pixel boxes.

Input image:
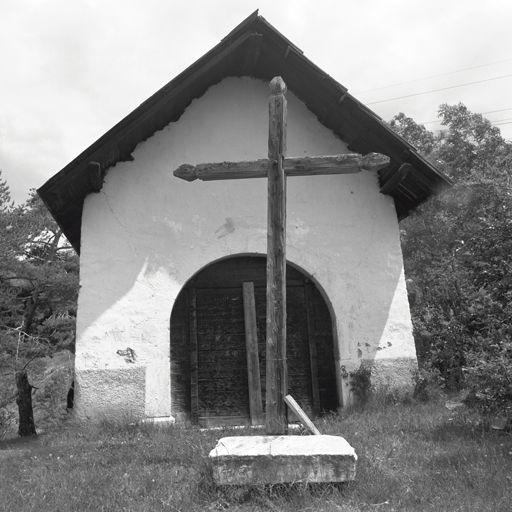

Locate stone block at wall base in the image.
[368,357,418,392]
[343,357,418,407]
[74,366,146,421]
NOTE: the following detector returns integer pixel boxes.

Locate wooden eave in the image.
[38,10,452,253]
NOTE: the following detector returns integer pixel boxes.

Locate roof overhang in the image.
[38,10,452,253]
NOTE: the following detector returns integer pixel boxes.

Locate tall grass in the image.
[1,399,511,511]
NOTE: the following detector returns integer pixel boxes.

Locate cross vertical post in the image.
[266,77,288,435]
[172,76,391,431]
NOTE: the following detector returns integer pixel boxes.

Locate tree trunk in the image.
[16,370,36,436]
[22,284,41,335]
[16,231,63,436]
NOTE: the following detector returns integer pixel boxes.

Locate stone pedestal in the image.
[209,435,357,485]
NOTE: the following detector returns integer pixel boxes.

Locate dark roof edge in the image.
[39,11,263,195]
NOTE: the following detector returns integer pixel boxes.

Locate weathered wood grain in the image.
[173,153,391,181]
[266,76,288,435]
[169,256,338,423]
[243,282,264,426]
[284,394,321,435]
[170,289,190,417]
[305,282,321,416]
[189,288,198,424]
[380,163,411,194]
[360,152,391,172]
[196,286,250,420]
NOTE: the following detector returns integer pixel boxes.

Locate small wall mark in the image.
[117,347,137,363]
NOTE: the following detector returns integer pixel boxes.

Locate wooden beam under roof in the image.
[381,164,411,195]
[239,33,262,76]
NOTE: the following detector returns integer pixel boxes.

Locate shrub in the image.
[463,344,512,417]
[349,364,372,406]
[412,367,444,403]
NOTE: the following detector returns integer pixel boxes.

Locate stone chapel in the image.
[38,11,451,425]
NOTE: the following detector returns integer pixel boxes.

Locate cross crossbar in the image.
[174,153,390,182]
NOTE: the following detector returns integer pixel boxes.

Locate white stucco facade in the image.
[74,77,417,420]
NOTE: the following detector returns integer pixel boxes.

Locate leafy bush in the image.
[463,344,512,416]
[412,367,444,403]
[391,104,512,415]
[349,364,373,406]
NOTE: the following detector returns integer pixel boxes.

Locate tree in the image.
[390,104,512,414]
[0,173,79,436]
[389,112,436,157]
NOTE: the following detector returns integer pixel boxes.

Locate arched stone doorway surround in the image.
[170,254,340,426]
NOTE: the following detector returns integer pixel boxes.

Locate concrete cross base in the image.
[209,435,357,485]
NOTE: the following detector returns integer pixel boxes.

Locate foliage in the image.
[412,366,444,403]
[0,177,79,352]
[348,364,373,406]
[390,104,512,414]
[463,345,512,417]
[0,171,79,434]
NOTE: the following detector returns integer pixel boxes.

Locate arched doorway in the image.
[170,255,338,426]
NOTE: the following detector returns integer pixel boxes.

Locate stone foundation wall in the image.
[75,367,146,421]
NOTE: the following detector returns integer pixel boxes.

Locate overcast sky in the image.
[1,0,511,204]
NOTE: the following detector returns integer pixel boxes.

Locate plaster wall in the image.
[75,77,416,420]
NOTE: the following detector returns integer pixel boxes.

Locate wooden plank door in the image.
[195,286,250,426]
[170,256,338,424]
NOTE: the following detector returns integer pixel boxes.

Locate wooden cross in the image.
[174,77,389,435]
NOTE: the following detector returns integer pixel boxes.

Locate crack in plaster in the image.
[102,191,127,231]
[101,190,140,258]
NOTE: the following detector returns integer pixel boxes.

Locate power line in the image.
[492,118,512,124]
[420,120,512,129]
[418,108,512,126]
[367,74,512,105]
[355,57,512,95]
[422,112,512,125]
[481,107,512,115]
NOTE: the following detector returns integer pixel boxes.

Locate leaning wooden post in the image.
[266,77,288,435]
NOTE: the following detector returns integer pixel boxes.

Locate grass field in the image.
[1,399,511,511]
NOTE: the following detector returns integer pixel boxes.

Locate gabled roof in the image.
[38,10,452,253]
